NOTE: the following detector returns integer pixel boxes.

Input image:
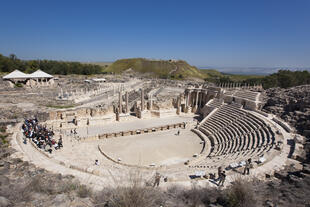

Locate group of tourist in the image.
[216,158,252,187]
[22,118,63,153]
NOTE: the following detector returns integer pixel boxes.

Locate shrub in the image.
[14,83,23,88]
[94,171,165,207]
[225,179,257,207]
[60,180,80,193]
[77,184,92,198]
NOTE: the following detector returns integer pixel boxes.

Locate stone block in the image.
[303,164,310,174]
[106,133,113,138]
[274,171,288,181]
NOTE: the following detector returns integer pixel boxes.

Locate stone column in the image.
[119,91,122,113]
[185,90,190,113]
[116,111,120,121]
[176,95,181,115]
[185,91,188,108]
[141,89,144,111]
[192,91,199,113]
[195,91,199,108]
[137,107,142,119]
[199,91,203,108]
[150,94,153,110]
[125,91,129,113]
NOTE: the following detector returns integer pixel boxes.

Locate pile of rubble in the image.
[263,85,310,138]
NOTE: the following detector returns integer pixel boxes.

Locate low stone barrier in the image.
[272,117,292,133]
[255,110,269,117]
[191,129,208,155]
[80,122,187,141]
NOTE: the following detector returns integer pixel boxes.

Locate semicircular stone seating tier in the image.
[194,103,276,169]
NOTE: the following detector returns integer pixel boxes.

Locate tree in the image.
[9,54,17,61]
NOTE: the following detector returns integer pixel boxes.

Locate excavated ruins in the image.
[3,76,306,189]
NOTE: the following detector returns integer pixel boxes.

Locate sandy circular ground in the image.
[100,129,202,166]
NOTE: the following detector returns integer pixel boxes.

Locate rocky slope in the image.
[263,85,310,138]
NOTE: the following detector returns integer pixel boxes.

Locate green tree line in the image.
[0,54,102,75]
[214,70,310,89]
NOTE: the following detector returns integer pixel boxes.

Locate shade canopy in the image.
[3,69,54,80]
[2,70,29,79]
[29,70,53,78]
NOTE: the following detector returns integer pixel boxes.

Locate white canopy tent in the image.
[2,69,54,86]
[2,70,29,79]
[29,70,53,79]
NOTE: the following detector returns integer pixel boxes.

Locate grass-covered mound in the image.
[105,58,204,79]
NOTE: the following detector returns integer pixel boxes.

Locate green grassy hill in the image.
[105,58,204,79]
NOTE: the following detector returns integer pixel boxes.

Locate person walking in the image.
[218,171,226,187]
[153,172,161,187]
[243,158,252,175]
[217,166,222,181]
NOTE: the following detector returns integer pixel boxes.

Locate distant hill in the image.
[104,58,204,79]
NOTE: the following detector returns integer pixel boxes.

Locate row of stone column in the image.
[116,88,155,120]
[218,82,263,89]
[118,91,129,114]
[184,90,206,112]
[58,85,111,100]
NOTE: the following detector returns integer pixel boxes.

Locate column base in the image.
[176,107,180,115]
[184,106,189,113]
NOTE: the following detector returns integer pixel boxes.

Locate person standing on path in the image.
[154,172,161,187]
[243,158,252,175]
[217,166,222,181]
[218,171,226,187]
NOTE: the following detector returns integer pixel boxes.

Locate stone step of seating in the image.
[203,124,218,134]
[233,136,241,153]
[197,103,278,170]
[239,134,247,151]
[248,113,267,126]
[207,100,223,108]
[212,134,221,155]
[245,116,264,129]
[206,120,225,131]
[230,123,243,137]
[261,127,269,145]
[237,119,252,134]
[208,116,233,127]
[256,129,263,147]
[235,92,258,97]
[217,131,228,155]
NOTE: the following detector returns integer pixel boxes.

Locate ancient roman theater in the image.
[11,81,300,189]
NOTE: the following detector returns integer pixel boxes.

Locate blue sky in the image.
[0,0,309,68]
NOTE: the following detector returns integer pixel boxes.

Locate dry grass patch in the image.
[224,178,258,207]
